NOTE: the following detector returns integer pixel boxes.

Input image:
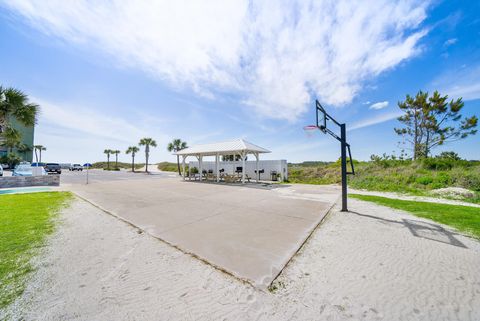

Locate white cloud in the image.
[349,111,403,131]
[443,38,457,47]
[2,0,429,120]
[369,101,389,110]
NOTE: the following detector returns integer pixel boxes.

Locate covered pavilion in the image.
[174,139,270,184]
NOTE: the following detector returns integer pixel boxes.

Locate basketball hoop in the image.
[303,125,319,137]
[306,100,355,212]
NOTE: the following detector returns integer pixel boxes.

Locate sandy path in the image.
[2,197,479,321]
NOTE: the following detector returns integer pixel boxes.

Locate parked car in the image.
[0,164,3,176]
[45,163,62,174]
[12,164,47,176]
[31,162,46,167]
[69,164,83,171]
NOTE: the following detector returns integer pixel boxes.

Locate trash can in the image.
[271,170,278,181]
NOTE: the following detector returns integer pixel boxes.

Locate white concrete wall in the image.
[188,159,288,181]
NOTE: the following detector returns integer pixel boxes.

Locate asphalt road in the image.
[60,169,176,185]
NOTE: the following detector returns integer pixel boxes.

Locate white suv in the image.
[69,164,83,171]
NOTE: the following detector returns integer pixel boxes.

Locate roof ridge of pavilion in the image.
[237,138,269,152]
[174,138,270,155]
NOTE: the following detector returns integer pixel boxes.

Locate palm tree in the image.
[126,146,139,172]
[34,145,46,163]
[104,149,113,170]
[167,138,188,175]
[6,152,21,169]
[17,144,32,161]
[0,86,39,146]
[112,150,120,169]
[1,127,21,153]
[139,138,157,172]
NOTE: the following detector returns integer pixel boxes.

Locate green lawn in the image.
[350,194,480,239]
[0,192,72,309]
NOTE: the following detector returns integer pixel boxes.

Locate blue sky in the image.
[0,0,479,164]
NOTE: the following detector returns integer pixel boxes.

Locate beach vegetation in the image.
[288,155,480,203]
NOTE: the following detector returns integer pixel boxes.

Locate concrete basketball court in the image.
[66,173,339,287]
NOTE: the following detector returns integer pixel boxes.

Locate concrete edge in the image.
[267,195,340,288]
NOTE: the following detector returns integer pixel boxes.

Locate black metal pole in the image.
[340,123,348,212]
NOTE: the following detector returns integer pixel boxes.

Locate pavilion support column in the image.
[182,156,186,180]
[215,153,219,182]
[199,155,203,181]
[255,152,259,183]
[242,151,246,184]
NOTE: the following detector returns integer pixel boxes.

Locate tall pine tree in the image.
[395,90,477,159]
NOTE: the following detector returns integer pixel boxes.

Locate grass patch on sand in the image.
[350,194,480,239]
[0,192,72,309]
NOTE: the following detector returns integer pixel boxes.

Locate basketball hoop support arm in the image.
[316,100,355,212]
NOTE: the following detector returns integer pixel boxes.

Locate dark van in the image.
[45,163,62,174]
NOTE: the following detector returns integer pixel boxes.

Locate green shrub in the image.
[436,151,462,161]
[435,172,451,185]
[422,158,454,170]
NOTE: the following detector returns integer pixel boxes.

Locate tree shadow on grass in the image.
[349,211,467,249]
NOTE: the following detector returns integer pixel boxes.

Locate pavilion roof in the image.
[174,138,270,156]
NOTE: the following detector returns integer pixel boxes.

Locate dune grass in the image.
[92,161,144,170]
[350,194,480,239]
[0,192,72,309]
[288,159,480,203]
[157,161,179,172]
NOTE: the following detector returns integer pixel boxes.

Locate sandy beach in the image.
[2,196,479,321]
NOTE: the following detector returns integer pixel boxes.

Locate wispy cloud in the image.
[2,0,429,120]
[369,101,389,110]
[443,38,457,47]
[35,98,147,143]
[431,64,480,101]
[33,97,172,162]
[349,111,403,131]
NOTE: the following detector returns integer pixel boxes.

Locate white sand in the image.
[3,197,480,321]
